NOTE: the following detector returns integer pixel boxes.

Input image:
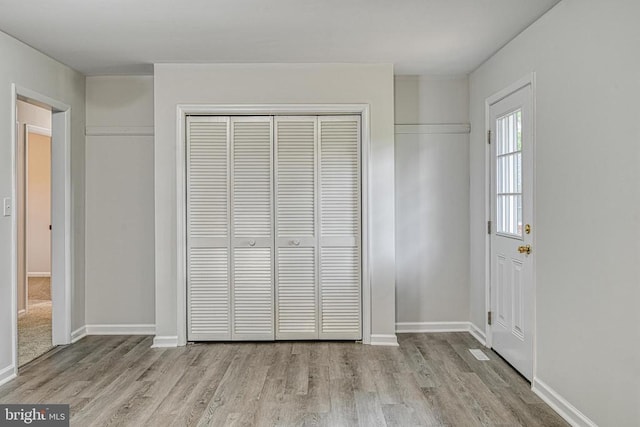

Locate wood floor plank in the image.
[195,345,257,426]
[457,372,521,426]
[167,346,237,426]
[285,350,309,396]
[327,377,358,426]
[253,377,286,427]
[398,339,439,388]
[142,365,208,425]
[354,391,387,427]
[392,372,445,426]
[381,402,425,427]
[0,333,570,427]
[71,350,167,426]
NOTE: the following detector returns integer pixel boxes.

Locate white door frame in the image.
[11,85,72,375]
[23,124,53,312]
[174,104,372,346]
[484,74,536,375]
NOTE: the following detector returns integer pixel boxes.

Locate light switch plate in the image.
[3,197,11,217]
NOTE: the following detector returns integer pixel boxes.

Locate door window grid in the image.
[496,109,522,237]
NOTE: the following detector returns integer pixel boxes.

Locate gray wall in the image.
[0,30,85,378]
[395,76,469,125]
[154,63,396,344]
[85,76,155,326]
[394,76,470,326]
[84,72,472,335]
[469,0,640,425]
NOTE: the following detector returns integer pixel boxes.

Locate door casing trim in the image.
[174,104,372,346]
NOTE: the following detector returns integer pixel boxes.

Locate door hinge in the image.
[487,220,492,234]
[487,129,492,144]
[488,311,493,326]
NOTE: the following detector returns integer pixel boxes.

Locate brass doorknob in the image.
[518,245,531,254]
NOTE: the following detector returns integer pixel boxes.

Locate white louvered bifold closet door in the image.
[187,117,231,340]
[230,117,275,340]
[318,116,362,340]
[274,117,319,339]
[187,115,361,342]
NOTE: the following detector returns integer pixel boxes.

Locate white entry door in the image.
[490,84,534,380]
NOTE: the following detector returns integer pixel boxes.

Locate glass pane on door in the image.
[496,109,522,237]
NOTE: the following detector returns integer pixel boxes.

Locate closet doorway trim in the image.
[175,104,371,346]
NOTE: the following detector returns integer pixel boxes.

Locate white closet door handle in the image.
[292,240,300,246]
[248,240,256,246]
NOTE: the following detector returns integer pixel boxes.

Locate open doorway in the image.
[9,85,72,380]
[16,100,53,366]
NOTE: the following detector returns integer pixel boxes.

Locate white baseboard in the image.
[396,321,487,347]
[0,365,17,387]
[71,326,87,343]
[27,272,51,277]
[532,378,597,427]
[370,334,399,346]
[85,324,155,335]
[152,336,178,348]
[469,323,487,346]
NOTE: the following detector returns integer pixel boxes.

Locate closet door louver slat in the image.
[276,247,316,337]
[187,117,231,340]
[274,118,319,339]
[233,247,273,336]
[318,117,362,340]
[231,117,275,340]
[232,121,273,238]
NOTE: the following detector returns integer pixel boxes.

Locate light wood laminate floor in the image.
[0,333,568,426]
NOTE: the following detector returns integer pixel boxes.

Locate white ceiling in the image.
[0,0,560,75]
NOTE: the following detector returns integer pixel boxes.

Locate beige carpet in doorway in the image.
[18,278,53,367]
